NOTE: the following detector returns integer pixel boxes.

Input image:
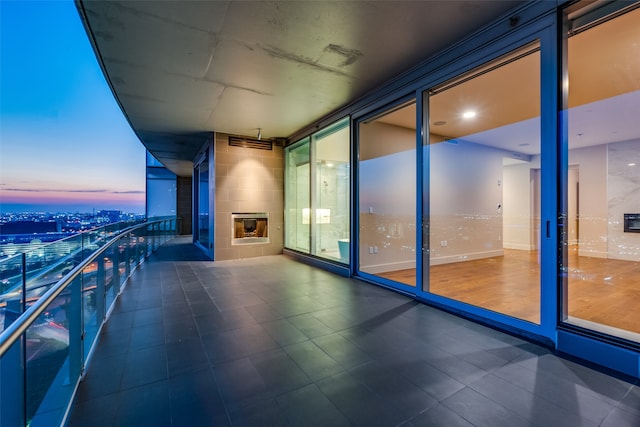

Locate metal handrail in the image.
[0,220,158,357]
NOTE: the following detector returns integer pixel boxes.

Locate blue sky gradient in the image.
[1,0,146,214]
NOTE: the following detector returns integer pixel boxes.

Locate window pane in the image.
[312,119,350,262]
[564,5,640,340]
[198,156,209,249]
[428,43,541,323]
[147,178,176,218]
[358,101,417,287]
[285,139,311,252]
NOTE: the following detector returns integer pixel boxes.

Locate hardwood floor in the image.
[376,247,640,334]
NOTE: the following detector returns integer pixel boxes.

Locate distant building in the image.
[97,210,122,223]
[0,220,59,235]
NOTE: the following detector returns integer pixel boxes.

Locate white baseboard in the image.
[361,260,416,274]
[430,249,504,266]
[503,242,536,251]
[577,249,607,259]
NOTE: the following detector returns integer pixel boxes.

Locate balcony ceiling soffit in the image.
[78,0,523,176]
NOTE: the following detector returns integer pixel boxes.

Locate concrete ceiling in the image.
[76,0,524,176]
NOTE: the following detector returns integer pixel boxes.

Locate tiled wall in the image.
[214,133,284,260]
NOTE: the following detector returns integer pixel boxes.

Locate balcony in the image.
[63,239,640,426]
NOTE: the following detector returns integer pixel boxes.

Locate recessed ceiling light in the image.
[462,111,476,119]
[628,163,636,167]
[433,121,447,126]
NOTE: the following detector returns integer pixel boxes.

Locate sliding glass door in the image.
[284,118,351,263]
[562,3,640,341]
[285,139,311,253]
[357,100,417,288]
[425,42,542,323]
[312,118,350,262]
[193,144,213,258]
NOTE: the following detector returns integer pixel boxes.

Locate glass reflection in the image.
[285,139,311,252]
[198,155,209,249]
[428,43,541,323]
[358,101,417,287]
[313,119,350,262]
[564,5,640,340]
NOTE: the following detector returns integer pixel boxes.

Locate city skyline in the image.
[0,0,146,215]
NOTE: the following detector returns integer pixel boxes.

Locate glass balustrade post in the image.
[21,253,27,313]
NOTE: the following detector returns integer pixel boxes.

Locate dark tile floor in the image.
[68,236,640,427]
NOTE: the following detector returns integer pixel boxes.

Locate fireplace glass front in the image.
[231,213,269,244]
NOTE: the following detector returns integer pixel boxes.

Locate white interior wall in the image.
[503,160,539,250]
[429,140,505,265]
[358,121,416,271]
[501,140,640,261]
[357,122,638,270]
[567,166,579,245]
[607,139,640,261]
[568,144,608,258]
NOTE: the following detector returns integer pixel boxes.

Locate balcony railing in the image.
[0,217,178,427]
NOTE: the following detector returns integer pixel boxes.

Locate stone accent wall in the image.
[214,133,284,260]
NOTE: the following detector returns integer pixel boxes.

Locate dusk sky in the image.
[0,0,146,214]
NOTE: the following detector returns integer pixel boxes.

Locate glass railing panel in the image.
[83,228,107,256]
[104,246,117,310]
[25,278,79,427]
[147,224,155,255]
[155,223,161,250]
[128,232,137,269]
[82,265,100,360]
[24,234,83,308]
[137,233,146,264]
[118,235,130,287]
[1,218,177,427]
[0,336,26,426]
[0,254,25,333]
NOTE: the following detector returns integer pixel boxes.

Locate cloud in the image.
[2,188,109,193]
[1,188,145,195]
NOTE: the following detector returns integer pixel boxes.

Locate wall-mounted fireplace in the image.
[231,213,269,245]
[624,213,640,233]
